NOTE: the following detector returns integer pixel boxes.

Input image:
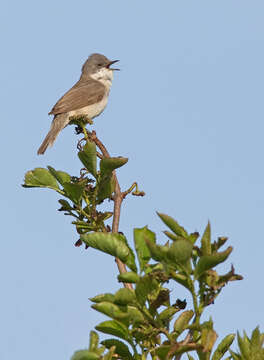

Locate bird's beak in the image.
[106,60,120,71]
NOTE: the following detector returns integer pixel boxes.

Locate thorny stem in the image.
[88,130,133,290]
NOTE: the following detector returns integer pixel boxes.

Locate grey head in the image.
[81,53,119,76]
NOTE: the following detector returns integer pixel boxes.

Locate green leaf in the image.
[23,168,60,190]
[97,157,128,202]
[92,302,128,320]
[212,333,235,360]
[58,199,73,211]
[149,288,170,310]
[80,232,137,272]
[216,266,243,288]
[103,345,116,360]
[201,221,211,256]
[71,350,100,360]
[164,231,181,241]
[100,157,128,178]
[63,182,84,203]
[237,332,251,359]
[166,238,193,274]
[114,288,136,305]
[200,317,214,331]
[159,307,179,323]
[101,339,133,360]
[145,240,168,262]
[173,310,194,338]
[260,334,264,347]
[153,345,170,360]
[170,271,193,292]
[188,232,200,244]
[47,166,71,185]
[157,213,188,238]
[98,212,113,221]
[251,326,261,350]
[88,331,99,352]
[118,272,140,284]
[72,221,94,232]
[201,328,218,353]
[229,350,242,360]
[167,238,193,264]
[95,320,130,342]
[194,247,233,279]
[134,226,156,272]
[90,293,115,303]
[97,175,115,202]
[135,274,159,307]
[78,141,97,177]
[216,237,228,250]
[126,306,145,324]
[144,263,163,274]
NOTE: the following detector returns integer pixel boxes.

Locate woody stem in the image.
[89,130,133,290]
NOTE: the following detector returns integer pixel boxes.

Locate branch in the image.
[89,131,133,290]
[174,333,192,360]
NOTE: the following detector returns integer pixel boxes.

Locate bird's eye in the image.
[98,63,103,67]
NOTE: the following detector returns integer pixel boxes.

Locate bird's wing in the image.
[49,79,106,115]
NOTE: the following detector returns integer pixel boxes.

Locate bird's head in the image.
[82,53,119,76]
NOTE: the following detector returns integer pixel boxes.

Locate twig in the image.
[175,333,192,360]
[89,130,133,290]
[122,182,146,198]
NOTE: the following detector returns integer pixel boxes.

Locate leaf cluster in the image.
[79,215,243,359]
[23,141,128,237]
[230,327,264,360]
[23,127,261,360]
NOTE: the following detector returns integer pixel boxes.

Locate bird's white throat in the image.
[90,67,114,92]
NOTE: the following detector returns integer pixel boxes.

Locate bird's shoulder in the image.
[49,78,106,115]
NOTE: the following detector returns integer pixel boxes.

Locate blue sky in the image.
[1,1,264,359]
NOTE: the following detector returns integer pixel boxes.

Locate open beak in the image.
[106,59,120,71]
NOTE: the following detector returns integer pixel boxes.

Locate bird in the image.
[37,53,119,155]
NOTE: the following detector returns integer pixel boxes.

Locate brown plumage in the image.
[37,53,118,155]
[48,79,105,116]
[37,114,68,155]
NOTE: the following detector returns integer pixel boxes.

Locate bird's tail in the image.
[37,114,68,155]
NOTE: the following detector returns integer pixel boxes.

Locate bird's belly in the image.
[67,96,108,119]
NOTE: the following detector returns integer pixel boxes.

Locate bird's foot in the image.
[69,115,93,140]
[69,115,93,126]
